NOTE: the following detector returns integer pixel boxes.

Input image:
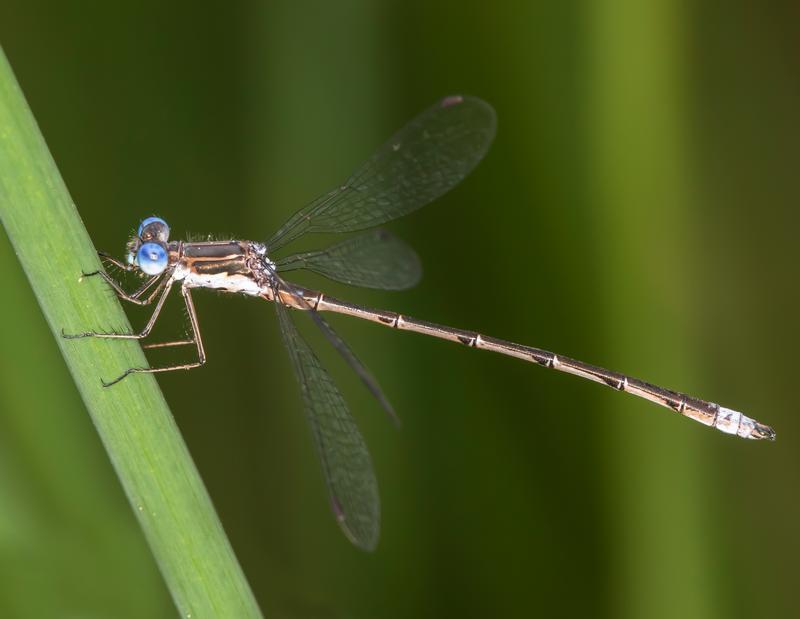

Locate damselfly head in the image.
[125,217,172,275]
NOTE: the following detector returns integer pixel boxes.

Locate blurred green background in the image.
[0,1,797,617]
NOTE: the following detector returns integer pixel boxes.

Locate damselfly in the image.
[64,95,775,551]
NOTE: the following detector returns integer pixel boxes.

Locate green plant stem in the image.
[0,47,262,619]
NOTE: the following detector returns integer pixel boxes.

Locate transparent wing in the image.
[266,95,496,251]
[307,308,399,426]
[274,229,422,290]
[273,272,399,425]
[275,301,380,551]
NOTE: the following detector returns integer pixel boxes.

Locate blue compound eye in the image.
[136,242,169,275]
[138,216,170,240]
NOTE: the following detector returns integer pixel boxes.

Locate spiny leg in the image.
[97,250,135,272]
[141,290,203,350]
[142,339,195,350]
[117,272,165,304]
[81,267,165,306]
[63,278,173,341]
[78,248,171,305]
[102,286,206,387]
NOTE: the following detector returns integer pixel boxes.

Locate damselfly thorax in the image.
[64,95,774,552]
[168,241,272,297]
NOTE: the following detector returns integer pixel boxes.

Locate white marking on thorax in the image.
[251,242,276,269]
[173,264,263,296]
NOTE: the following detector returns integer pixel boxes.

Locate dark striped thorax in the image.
[169,240,276,295]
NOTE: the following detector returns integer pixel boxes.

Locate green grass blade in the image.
[0,47,262,619]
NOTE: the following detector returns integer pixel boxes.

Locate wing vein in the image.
[275,301,380,551]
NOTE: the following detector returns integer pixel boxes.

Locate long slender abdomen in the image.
[273,286,774,441]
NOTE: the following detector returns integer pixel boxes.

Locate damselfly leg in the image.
[65,273,206,386]
[100,286,206,387]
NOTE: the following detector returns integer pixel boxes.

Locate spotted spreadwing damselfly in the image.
[64,95,775,551]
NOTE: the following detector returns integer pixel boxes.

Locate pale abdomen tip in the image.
[716,406,776,441]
